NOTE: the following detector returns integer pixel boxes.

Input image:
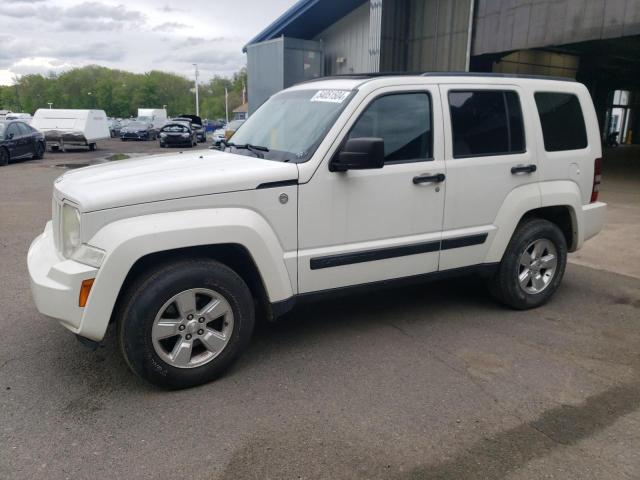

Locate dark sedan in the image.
[177,114,206,142]
[0,120,46,166]
[159,123,197,148]
[120,121,157,141]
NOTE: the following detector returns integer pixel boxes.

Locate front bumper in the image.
[28,222,98,337]
[582,201,607,242]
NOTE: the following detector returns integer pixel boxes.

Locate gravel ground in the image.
[0,139,639,479]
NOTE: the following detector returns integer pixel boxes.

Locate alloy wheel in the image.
[151,288,234,369]
[517,239,558,294]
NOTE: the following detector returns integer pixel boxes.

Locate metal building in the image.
[244,0,640,143]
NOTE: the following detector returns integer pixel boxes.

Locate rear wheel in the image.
[118,259,255,389]
[489,219,567,310]
[0,147,8,166]
[33,142,45,159]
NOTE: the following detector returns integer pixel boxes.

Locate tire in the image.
[489,219,567,310]
[117,258,255,389]
[88,143,96,151]
[0,147,8,166]
[33,142,45,159]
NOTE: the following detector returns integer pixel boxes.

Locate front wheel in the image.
[117,259,255,389]
[489,219,567,310]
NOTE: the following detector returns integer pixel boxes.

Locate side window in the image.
[17,123,31,135]
[6,124,18,138]
[534,92,587,151]
[348,93,432,162]
[449,90,525,158]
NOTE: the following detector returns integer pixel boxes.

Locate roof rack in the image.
[296,71,576,85]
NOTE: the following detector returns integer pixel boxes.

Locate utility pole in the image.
[225,87,229,123]
[193,64,200,117]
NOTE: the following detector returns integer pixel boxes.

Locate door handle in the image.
[413,173,445,185]
[511,164,537,174]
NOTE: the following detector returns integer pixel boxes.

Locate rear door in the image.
[438,84,540,270]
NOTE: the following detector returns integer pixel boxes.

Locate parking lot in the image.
[1,140,639,479]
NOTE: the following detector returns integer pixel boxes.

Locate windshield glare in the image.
[229,89,353,162]
[0,124,5,139]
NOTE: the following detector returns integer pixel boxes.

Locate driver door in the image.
[297,85,446,293]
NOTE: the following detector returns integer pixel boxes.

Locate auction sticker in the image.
[311,90,351,103]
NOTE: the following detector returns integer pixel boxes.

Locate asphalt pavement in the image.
[1,139,639,479]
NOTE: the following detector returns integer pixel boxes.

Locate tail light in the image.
[591,157,602,203]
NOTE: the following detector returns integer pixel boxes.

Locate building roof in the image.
[233,103,248,113]
[243,0,368,52]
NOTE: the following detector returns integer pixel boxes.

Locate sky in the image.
[0,0,299,85]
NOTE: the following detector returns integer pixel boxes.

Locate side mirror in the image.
[7,133,14,140]
[331,137,385,172]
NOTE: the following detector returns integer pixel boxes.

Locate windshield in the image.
[137,116,152,122]
[0,123,5,139]
[228,88,354,162]
[128,122,146,129]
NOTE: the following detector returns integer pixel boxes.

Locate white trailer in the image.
[137,108,168,130]
[31,109,110,152]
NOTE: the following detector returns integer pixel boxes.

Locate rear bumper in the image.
[581,201,607,243]
[28,222,99,338]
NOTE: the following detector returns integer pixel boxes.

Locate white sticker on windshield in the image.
[310,90,351,104]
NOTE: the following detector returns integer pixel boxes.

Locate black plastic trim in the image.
[270,263,500,318]
[310,233,488,270]
[256,179,298,189]
[310,241,440,270]
[441,233,488,250]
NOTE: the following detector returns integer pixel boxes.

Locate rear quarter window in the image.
[534,92,588,152]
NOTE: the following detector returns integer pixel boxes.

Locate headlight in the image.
[160,132,167,138]
[181,133,190,138]
[61,204,81,258]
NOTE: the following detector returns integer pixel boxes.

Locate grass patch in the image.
[106,153,130,161]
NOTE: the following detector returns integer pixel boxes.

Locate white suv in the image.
[28,74,606,389]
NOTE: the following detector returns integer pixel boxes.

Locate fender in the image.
[538,180,583,250]
[484,181,583,263]
[484,183,541,263]
[78,208,295,341]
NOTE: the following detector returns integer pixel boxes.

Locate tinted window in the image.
[162,125,188,133]
[17,122,31,135]
[449,90,525,158]
[349,93,432,162]
[535,92,587,151]
[5,124,19,137]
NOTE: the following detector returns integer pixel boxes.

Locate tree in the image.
[0,65,248,119]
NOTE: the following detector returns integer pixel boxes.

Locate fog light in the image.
[79,279,95,307]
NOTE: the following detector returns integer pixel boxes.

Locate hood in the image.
[178,114,202,126]
[54,149,299,212]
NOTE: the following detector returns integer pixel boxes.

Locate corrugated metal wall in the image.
[380,0,474,72]
[473,0,640,56]
[314,2,372,74]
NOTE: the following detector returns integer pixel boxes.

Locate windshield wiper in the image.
[226,142,269,158]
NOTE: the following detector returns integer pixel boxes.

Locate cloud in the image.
[152,21,190,32]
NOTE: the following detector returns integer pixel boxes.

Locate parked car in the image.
[28,74,606,389]
[0,120,46,166]
[224,119,245,141]
[31,109,109,152]
[5,112,32,123]
[211,126,227,147]
[108,119,122,138]
[176,114,206,143]
[121,121,157,141]
[159,122,197,148]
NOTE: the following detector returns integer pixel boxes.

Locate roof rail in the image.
[420,72,576,82]
[296,71,576,85]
